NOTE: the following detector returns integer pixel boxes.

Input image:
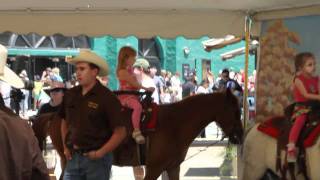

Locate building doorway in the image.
[7,56,73,81]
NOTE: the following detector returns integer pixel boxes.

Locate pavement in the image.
[44,122,239,180]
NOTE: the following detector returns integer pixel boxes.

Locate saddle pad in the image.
[145,103,159,130]
[258,116,320,148]
[257,117,280,138]
[304,123,320,147]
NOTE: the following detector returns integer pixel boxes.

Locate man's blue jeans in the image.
[63,152,112,180]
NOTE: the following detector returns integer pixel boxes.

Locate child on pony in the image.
[288,52,320,162]
[116,46,154,144]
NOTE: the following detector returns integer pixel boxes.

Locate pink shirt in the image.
[119,68,139,91]
[293,74,319,102]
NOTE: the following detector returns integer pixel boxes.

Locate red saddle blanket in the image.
[144,103,159,130]
[257,116,320,148]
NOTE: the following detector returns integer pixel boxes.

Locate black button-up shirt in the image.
[59,81,126,150]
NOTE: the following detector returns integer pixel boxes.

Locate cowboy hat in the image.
[133,58,150,70]
[0,44,24,89]
[66,49,109,76]
[43,81,66,95]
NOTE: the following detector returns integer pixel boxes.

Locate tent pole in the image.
[243,15,252,130]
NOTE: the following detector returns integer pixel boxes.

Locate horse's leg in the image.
[240,125,269,180]
[166,166,180,180]
[133,166,145,180]
[164,148,189,180]
[144,165,164,180]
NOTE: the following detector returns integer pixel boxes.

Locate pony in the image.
[240,116,320,180]
[31,113,65,180]
[32,89,243,180]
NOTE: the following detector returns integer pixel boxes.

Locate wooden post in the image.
[243,15,252,131]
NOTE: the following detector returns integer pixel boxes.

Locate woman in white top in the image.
[196,80,210,94]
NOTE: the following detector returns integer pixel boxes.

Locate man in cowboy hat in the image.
[0,44,49,180]
[60,49,126,180]
[38,81,66,115]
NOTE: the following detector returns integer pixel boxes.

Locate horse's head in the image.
[216,89,243,144]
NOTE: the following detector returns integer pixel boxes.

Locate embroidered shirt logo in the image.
[88,101,98,109]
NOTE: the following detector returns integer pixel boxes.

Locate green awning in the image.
[8,48,80,57]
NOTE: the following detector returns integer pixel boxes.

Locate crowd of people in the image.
[0,53,257,120]
[0,42,258,180]
[139,67,256,105]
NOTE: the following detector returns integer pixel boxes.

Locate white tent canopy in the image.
[0,0,320,38]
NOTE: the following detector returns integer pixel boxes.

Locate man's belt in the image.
[72,148,95,154]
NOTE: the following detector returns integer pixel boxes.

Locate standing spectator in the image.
[32,75,43,110]
[150,66,164,104]
[215,69,229,91]
[161,71,172,103]
[196,80,210,94]
[38,81,65,115]
[19,69,31,117]
[240,69,245,84]
[61,49,126,180]
[206,70,215,90]
[248,70,256,95]
[170,72,182,102]
[215,68,243,105]
[160,69,167,88]
[0,80,11,108]
[182,76,196,98]
[51,67,63,82]
[215,69,242,92]
[165,71,172,88]
[196,80,210,138]
[234,72,244,88]
[41,67,53,87]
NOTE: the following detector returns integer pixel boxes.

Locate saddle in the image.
[258,101,320,180]
[112,90,159,166]
[114,90,158,131]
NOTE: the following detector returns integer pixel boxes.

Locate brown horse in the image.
[31,113,66,180]
[32,89,243,180]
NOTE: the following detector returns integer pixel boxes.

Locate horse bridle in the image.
[226,120,243,144]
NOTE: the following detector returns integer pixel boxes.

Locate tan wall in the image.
[252,6,320,122]
[255,20,300,122]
